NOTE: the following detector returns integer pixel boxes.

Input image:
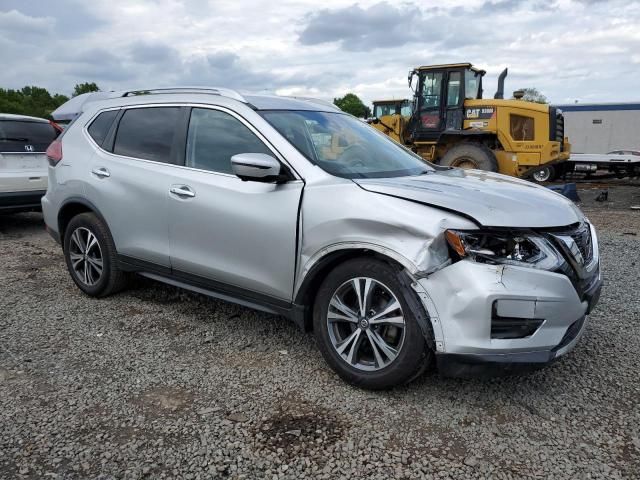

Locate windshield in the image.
[465,68,481,99]
[373,101,412,118]
[374,104,395,117]
[260,110,433,179]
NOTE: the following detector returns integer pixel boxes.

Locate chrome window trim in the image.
[82,102,302,181]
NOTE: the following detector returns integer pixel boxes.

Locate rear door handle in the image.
[170,185,196,198]
[92,167,110,178]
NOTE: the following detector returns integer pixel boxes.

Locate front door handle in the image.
[92,167,110,178]
[170,185,196,198]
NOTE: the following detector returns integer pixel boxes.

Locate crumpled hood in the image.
[354,169,583,228]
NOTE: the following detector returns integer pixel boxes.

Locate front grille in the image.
[570,222,593,265]
[548,222,594,266]
[549,107,565,150]
[546,222,598,300]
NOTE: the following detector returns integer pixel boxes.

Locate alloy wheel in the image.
[326,277,406,371]
[69,227,104,286]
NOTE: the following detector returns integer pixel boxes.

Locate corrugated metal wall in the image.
[555,104,640,154]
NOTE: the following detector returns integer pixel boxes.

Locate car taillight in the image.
[46,140,63,166]
[50,120,64,136]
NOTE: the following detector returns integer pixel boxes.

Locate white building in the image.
[554,103,640,154]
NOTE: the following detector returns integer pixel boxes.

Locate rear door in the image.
[168,106,303,301]
[85,106,185,269]
[0,119,56,193]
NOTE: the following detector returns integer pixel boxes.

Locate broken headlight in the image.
[445,230,562,270]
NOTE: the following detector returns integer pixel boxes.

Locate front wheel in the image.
[439,143,498,172]
[313,258,432,389]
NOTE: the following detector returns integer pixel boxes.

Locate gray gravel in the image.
[1,191,639,479]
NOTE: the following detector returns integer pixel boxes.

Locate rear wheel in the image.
[439,143,498,172]
[63,213,127,297]
[531,165,556,183]
[313,258,432,389]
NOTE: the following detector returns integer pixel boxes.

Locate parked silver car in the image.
[1,113,61,213]
[42,88,602,389]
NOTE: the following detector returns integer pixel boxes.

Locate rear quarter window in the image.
[87,110,118,148]
[0,120,57,153]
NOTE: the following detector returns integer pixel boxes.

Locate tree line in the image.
[0,82,100,120]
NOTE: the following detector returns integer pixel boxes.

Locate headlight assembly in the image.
[445,229,563,271]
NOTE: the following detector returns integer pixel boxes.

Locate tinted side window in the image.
[0,120,57,152]
[113,107,180,162]
[186,108,272,174]
[87,110,118,148]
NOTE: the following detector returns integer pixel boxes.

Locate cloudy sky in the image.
[1,0,639,106]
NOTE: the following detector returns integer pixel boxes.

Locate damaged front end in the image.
[409,221,602,377]
[296,177,601,378]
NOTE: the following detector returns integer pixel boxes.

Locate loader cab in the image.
[408,63,485,141]
[372,99,412,118]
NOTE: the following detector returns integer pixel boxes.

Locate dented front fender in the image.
[294,181,476,297]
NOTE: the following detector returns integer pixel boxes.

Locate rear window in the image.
[0,120,57,153]
[87,110,118,148]
[510,114,534,141]
[113,107,181,162]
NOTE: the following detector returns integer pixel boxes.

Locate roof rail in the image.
[121,86,247,103]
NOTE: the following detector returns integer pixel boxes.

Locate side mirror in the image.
[231,153,286,183]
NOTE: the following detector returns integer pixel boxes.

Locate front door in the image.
[168,106,303,301]
[413,71,445,141]
[444,70,464,130]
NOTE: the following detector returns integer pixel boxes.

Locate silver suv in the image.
[42,87,602,389]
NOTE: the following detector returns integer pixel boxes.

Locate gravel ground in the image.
[1,186,639,479]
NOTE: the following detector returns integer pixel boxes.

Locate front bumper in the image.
[436,314,590,377]
[413,258,602,377]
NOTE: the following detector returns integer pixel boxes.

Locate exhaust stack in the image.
[494,68,508,99]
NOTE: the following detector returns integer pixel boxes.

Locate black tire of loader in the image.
[439,143,499,173]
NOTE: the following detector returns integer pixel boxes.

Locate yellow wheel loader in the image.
[369,63,571,181]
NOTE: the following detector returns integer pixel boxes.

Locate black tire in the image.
[439,142,498,172]
[313,258,433,390]
[63,212,127,297]
[531,165,556,183]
